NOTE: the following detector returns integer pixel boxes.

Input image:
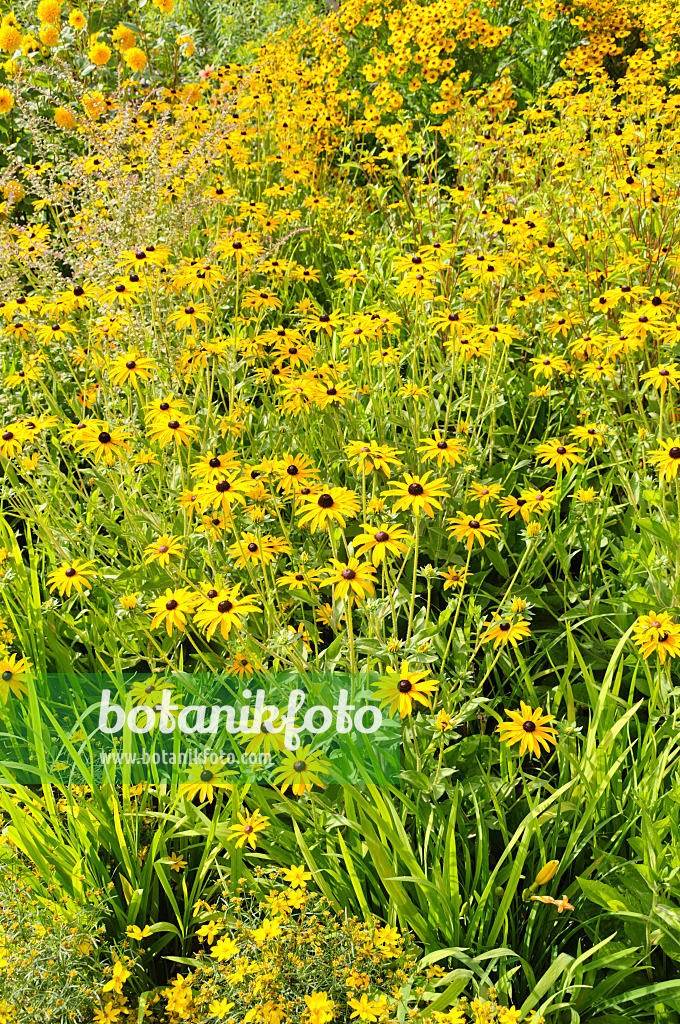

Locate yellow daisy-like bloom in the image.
[197,473,248,514]
[640,364,680,395]
[179,761,233,804]
[570,424,606,447]
[480,617,532,649]
[521,487,557,517]
[275,452,319,494]
[75,422,132,463]
[440,566,468,589]
[193,584,261,640]
[322,557,376,604]
[648,439,680,482]
[147,587,198,636]
[416,431,466,467]
[68,9,86,29]
[143,533,185,567]
[372,660,437,719]
[382,471,450,517]
[469,482,503,507]
[297,487,360,532]
[272,745,332,796]
[497,702,557,757]
[167,302,212,332]
[344,440,403,478]
[47,559,98,597]
[446,512,500,550]
[229,532,277,568]
[0,653,30,703]
[147,416,199,448]
[352,523,410,565]
[535,439,585,474]
[632,610,680,664]
[227,808,270,849]
[109,350,156,387]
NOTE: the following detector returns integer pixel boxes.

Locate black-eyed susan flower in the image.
[469,481,503,507]
[147,416,199,448]
[446,511,500,549]
[144,533,185,567]
[521,487,557,516]
[632,610,680,663]
[275,452,319,494]
[416,431,466,467]
[75,422,132,463]
[47,559,98,597]
[373,660,437,718]
[276,567,324,592]
[229,532,277,567]
[322,557,376,604]
[497,702,557,757]
[167,302,212,332]
[197,474,248,513]
[640,363,680,395]
[109,350,157,386]
[570,424,606,447]
[535,439,585,474]
[344,440,403,477]
[193,584,261,640]
[227,807,270,849]
[0,422,29,457]
[382,471,449,517]
[297,487,360,532]
[352,523,410,565]
[480,617,532,649]
[147,587,198,636]
[649,439,680,482]
[0,653,29,703]
[272,745,331,796]
[440,566,468,589]
[179,761,233,804]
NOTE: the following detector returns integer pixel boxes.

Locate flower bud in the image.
[531,859,560,889]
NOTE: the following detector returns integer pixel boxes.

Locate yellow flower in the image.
[480,618,532,649]
[102,959,131,994]
[373,660,437,719]
[167,851,188,872]
[125,924,152,940]
[123,45,147,71]
[54,105,76,128]
[304,992,336,1024]
[210,936,239,961]
[0,88,14,115]
[253,922,285,954]
[37,0,61,24]
[39,24,59,45]
[227,808,270,849]
[143,533,185,568]
[89,41,111,65]
[531,860,560,889]
[446,512,500,550]
[47,559,98,597]
[382,471,450,517]
[68,9,86,29]
[497,702,557,757]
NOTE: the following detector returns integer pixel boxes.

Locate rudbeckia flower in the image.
[372,661,437,718]
[497,702,557,757]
